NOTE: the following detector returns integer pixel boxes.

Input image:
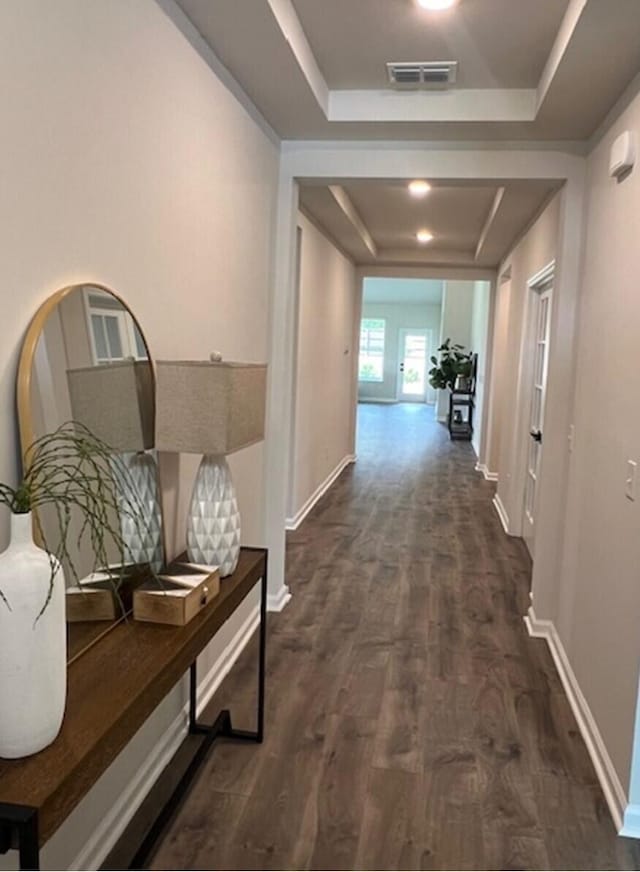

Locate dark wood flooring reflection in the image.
[150,403,640,871]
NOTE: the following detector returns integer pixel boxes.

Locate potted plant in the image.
[0,422,150,758]
[429,338,474,391]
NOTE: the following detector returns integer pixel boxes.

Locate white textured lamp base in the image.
[117,452,164,573]
[187,455,240,577]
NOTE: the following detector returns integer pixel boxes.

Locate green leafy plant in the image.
[359,362,379,381]
[404,368,420,384]
[428,338,474,390]
[0,422,152,616]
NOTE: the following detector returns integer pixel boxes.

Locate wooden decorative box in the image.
[66,567,142,622]
[133,560,220,626]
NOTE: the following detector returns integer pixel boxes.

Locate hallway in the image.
[150,404,640,871]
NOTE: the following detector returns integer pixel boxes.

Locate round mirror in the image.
[17,284,165,661]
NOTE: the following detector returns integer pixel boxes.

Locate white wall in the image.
[541,88,640,805]
[487,170,640,820]
[493,195,561,530]
[0,1,279,868]
[358,300,442,403]
[484,275,512,475]
[470,281,492,458]
[436,281,475,420]
[288,213,358,522]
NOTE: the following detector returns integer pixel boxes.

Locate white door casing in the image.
[523,275,553,557]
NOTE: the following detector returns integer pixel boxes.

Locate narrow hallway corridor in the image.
[150,404,640,871]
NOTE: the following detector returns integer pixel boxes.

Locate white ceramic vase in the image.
[187,455,240,577]
[0,512,67,758]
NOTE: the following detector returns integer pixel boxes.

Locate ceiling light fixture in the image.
[416,0,458,10]
[409,180,431,198]
[416,229,434,244]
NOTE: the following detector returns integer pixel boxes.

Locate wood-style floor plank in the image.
[149,404,640,871]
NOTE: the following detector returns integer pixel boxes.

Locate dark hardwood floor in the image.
[149,403,640,871]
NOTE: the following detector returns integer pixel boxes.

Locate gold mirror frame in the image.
[17,283,156,453]
[16,283,161,664]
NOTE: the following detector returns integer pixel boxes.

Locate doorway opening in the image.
[357,277,442,410]
[356,276,492,460]
[397,328,433,403]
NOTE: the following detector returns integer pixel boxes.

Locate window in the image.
[359,318,385,382]
[84,289,148,365]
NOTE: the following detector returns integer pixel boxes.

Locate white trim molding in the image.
[524,607,626,834]
[268,585,292,612]
[528,259,556,290]
[358,398,397,405]
[492,493,510,534]
[69,603,261,871]
[286,454,356,531]
[475,462,499,482]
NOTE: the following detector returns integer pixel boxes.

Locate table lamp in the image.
[155,355,267,577]
[66,359,163,571]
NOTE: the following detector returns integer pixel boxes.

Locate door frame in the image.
[522,282,552,556]
[512,260,555,545]
[396,328,433,403]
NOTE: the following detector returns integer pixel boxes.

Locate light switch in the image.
[626,460,637,501]
[568,424,575,453]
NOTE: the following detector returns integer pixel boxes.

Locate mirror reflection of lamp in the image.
[66,359,163,571]
[154,354,267,577]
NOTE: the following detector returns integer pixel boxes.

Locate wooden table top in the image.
[0,547,266,845]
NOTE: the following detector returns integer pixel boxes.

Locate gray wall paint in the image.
[485,275,512,475]
[493,196,561,535]
[552,89,640,798]
[288,213,357,520]
[0,1,279,868]
[489,156,640,804]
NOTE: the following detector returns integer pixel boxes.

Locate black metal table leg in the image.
[188,661,198,734]
[220,556,268,743]
[129,562,268,869]
[0,803,39,870]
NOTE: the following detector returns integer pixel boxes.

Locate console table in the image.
[448,389,474,441]
[0,546,268,871]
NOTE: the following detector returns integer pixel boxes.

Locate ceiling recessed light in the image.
[416,0,458,9]
[416,229,434,244]
[409,180,431,198]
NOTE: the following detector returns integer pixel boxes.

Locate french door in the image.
[523,284,552,557]
[397,329,429,402]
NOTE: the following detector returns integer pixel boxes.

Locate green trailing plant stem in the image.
[0,421,155,618]
[428,338,474,390]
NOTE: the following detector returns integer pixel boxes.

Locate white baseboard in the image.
[492,493,510,534]
[475,462,499,482]
[268,584,292,612]
[524,607,626,834]
[69,603,261,871]
[358,398,397,404]
[286,454,356,531]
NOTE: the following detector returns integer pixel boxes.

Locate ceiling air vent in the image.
[386,61,458,90]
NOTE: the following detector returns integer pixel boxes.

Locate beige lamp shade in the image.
[155,360,267,455]
[66,360,155,452]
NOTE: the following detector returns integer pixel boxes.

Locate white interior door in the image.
[523,285,552,557]
[397,329,429,402]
